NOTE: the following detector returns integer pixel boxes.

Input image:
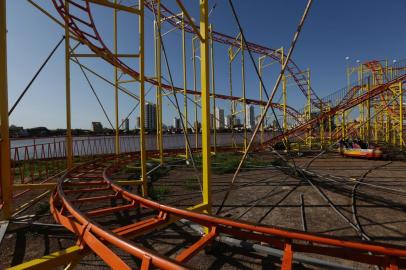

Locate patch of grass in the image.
[149,186,170,201]
[184,178,200,190]
[192,152,276,174]
[150,166,171,181]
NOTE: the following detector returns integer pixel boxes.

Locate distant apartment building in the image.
[173,117,181,130]
[122,118,129,132]
[136,116,141,129]
[145,103,157,131]
[92,122,103,133]
[215,107,225,129]
[225,114,232,128]
[246,105,255,129]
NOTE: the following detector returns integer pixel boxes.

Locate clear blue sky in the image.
[6,0,406,129]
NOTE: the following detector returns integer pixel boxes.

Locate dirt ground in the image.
[1,152,405,269]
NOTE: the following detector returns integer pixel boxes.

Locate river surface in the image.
[10,132,273,160]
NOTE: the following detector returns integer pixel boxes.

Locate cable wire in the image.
[9,36,65,116]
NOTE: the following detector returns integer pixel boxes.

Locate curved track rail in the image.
[51,153,406,269]
[47,1,406,269]
[144,1,323,107]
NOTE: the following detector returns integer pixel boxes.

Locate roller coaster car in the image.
[339,139,383,159]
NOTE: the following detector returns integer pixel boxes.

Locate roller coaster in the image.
[0,1,405,269]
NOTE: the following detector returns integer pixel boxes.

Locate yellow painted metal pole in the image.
[385,98,390,144]
[182,13,189,159]
[192,37,198,149]
[199,0,211,214]
[259,57,264,144]
[7,246,83,270]
[64,0,73,169]
[114,0,120,155]
[156,0,163,164]
[319,102,324,149]
[153,20,159,150]
[241,36,247,151]
[0,0,12,219]
[328,105,332,144]
[229,50,236,148]
[139,0,147,196]
[210,25,217,153]
[366,78,371,142]
[282,75,287,133]
[341,111,345,139]
[307,68,312,148]
[399,81,403,150]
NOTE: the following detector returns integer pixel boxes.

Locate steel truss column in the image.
[258,58,264,144]
[114,0,120,155]
[64,0,73,169]
[182,13,189,159]
[0,0,12,219]
[367,78,371,142]
[241,35,248,151]
[228,49,236,148]
[139,0,147,196]
[156,0,163,164]
[341,111,345,140]
[307,68,312,149]
[192,37,198,149]
[319,102,324,149]
[199,0,211,214]
[400,81,404,150]
[210,25,217,153]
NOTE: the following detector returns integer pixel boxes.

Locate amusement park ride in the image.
[0,0,406,269]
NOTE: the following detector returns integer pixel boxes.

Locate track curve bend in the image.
[50,152,406,269]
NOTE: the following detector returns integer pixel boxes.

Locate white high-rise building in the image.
[246,105,255,129]
[215,107,225,129]
[225,114,232,128]
[122,118,129,132]
[173,117,181,130]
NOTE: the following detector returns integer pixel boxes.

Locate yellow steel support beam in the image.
[258,57,264,144]
[86,0,140,14]
[341,111,345,140]
[64,0,73,169]
[176,0,204,42]
[241,35,248,151]
[319,102,324,149]
[114,0,120,155]
[210,25,217,153]
[192,36,199,148]
[7,246,83,270]
[0,0,12,219]
[307,68,312,149]
[400,81,403,150]
[366,78,371,142]
[199,0,211,215]
[156,1,164,164]
[139,0,147,196]
[13,183,57,190]
[228,48,236,148]
[182,13,189,159]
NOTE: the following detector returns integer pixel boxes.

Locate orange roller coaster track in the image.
[41,1,406,269]
[51,154,406,269]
